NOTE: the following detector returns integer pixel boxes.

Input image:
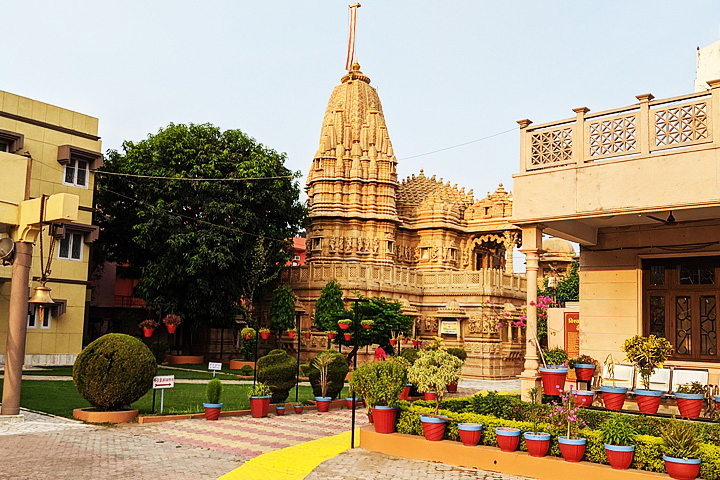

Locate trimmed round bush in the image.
[308,350,349,400]
[400,348,421,365]
[73,333,157,411]
[257,349,298,403]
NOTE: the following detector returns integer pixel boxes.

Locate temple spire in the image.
[345,3,361,71]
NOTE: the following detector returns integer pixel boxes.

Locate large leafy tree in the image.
[95,123,305,331]
[269,285,297,331]
[313,279,349,332]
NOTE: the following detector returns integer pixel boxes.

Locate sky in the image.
[4,1,720,267]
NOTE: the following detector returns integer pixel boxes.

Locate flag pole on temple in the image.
[346,3,361,71]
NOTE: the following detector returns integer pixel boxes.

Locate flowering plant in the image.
[547,387,586,439]
[139,319,159,329]
[162,314,181,326]
[530,296,554,340]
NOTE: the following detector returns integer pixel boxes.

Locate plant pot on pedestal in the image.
[573,389,594,407]
[420,415,448,441]
[423,391,436,401]
[663,455,701,480]
[539,366,568,396]
[524,432,551,457]
[558,436,586,462]
[315,396,332,412]
[635,389,662,414]
[371,406,398,434]
[458,423,482,446]
[675,393,704,418]
[605,444,634,470]
[601,385,627,411]
[249,395,271,418]
[574,364,595,382]
[494,427,520,452]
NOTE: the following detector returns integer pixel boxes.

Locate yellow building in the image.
[0,90,102,366]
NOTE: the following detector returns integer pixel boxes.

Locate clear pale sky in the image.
[4,1,720,267]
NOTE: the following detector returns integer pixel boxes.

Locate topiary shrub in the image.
[73,333,157,411]
[237,365,253,376]
[307,350,349,400]
[257,349,298,403]
[206,378,222,404]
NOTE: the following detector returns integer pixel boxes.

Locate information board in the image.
[564,312,580,360]
[153,375,175,389]
[440,320,458,335]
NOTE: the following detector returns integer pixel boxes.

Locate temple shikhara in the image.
[282,62,528,379]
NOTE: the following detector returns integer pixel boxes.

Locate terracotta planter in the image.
[287,330,295,339]
[362,324,372,330]
[166,324,177,334]
[275,405,285,416]
[345,397,362,409]
[420,415,447,441]
[605,444,634,470]
[574,364,595,381]
[524,432,551,457]
[327,332,336,340]
[424,391,436,401]
[635,389,662,414]
[73,408,138,424]
[558,436,586,462]
[675,393,704,418]
[601,385,627,411]
[339,323,350,330]
[249,395,271,418]
[315,396,332,412]
[495,427,520,452]
[446,381,458,393]
[260,331,270,339]
[344,333,352,341]
[372,406,398,434]
[143,328,154,338]
[389,339,396,346]
[458,423,482,446]
[539,366,567,396]
[293,405,304,414]
[203,403,222,421]
[400,384,411,401]
[573,389,594,407]
[663,455,701,480]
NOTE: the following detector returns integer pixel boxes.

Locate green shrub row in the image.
[396,403,720,479]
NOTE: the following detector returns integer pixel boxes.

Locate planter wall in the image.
[167,355,204,365]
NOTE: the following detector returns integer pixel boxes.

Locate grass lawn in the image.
[21,364,251,380]
[5,379,319,418]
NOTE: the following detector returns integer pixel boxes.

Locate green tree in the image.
[270,285,296,331]
[313,279,349,331]
[94,123,305,332]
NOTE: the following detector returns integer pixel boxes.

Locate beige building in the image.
[0,90,102,366]
[512,67,720,396]
[283,63,527,379]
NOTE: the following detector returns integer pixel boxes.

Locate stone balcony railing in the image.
[519,80,720,173]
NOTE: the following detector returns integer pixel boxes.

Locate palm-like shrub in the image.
[257,349,298,403]
[73,333,157,411]
[307,350,348,400]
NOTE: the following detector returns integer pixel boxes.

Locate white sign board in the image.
[440,320,458,335]
[153,375,175,389]
[208,362,222,371]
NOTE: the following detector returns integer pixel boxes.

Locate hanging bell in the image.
[29,284,55,307]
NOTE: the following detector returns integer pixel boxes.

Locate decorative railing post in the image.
[517,119,533,173]
[635,93,654,155]
[707,79,720,144]
[572,107,589,165]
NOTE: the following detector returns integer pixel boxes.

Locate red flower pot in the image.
[315,397,331,412]
[573,389,594,407]
[524,432,551,457]
[458,423,482,446]
[424,391,436,401]
[287,330,295,339]
[143,328,154,338]
[574,364,595,381]
[362,324,372,330]
[605,444,634,470]
[495,427,520,452]
[304,332,311,339]
[344,333,352,341]
[327,332,335,340]
[413,340,420,347]
[389,339,396,346]
[293,405,304,414]
[539,366,567,396]
[664,455,701,480]
[203,403,222,421]
[339,323,350,330]
[345,397,362,409]
[558,436,586,462]
[420,415,447,441]
[446,381,458,393]
[166,324,177,334]
[635,389,662,414]
[400,385,411,400]
[371,406,397,434]
[675,393,704,418]
[403,337,409,344]
[244,334,252,340]
[260,331,270,339]
[601,386,627,411]
[250,396,271,418]
[275,405,285,416]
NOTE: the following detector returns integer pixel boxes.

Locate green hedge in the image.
[396,402,720,478]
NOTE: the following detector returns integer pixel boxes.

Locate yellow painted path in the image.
[217,429,356,480]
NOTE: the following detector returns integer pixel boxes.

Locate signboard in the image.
[208,362,222,371]
[153,375,175,389]
[440,320,458,335]
[564,312,580,360]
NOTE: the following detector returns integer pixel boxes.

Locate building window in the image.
[63,158,89,187]
[58,232,84,261]
[294,255,301,261]
[0,141,8,152]
[643,256,720,361]
[56,144,103,189]
[28,308,51,329]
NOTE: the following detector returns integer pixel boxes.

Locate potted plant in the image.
[275,404,285,416]
[413,339,420,347]
[622,334,673,414]
[139,319,159,338]
[446,348,467,392]
[675,382,705,419]
[344,332,352,341]
[600,415,638,470]
[539,346,568,396]
[549,388,587,462]
[241,327,256,340]
[523,407,551,457]
[326,331,336,340]
[458,423,483,446]
[345,386,362,409]
[293,404,304,414]
[361,319,374,330]
[338,319,352,330]
[203,378,223,420]
[259,327,270,340]
[407,350,463,441]
[662,419,701,480]
[495,426,521,452]
[349,357,409,434]
[302,329,312,339]
[601,354,627,411]
[312,351,334,412]
[162,314,181,334]
[568,354,597,382]
[248,382,272,418]
[287,328,296,339]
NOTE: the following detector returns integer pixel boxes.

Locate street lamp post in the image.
[345,297,369,449]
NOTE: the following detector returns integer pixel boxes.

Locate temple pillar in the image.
[518,225,543,401]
